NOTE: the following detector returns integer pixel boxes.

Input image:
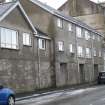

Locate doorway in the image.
[79,64,85,83]
[60,63,68,85]
[94,64,98,80]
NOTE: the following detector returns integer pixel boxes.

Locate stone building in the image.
[20,0,103,87]
[0,0,104,93]
[58,0,105,35]
[0,1,53,93]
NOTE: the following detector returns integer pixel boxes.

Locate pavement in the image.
[15,84,105,105]
[16,83,96,101]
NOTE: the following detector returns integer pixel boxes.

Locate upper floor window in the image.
[86,48,91,58]
[85,30,90,40]
[99,50,102,57]
[92,34,95,40]
[76,27,82,38]
[104,53,105,60]
[38,39,46,50]
[77,46,84,57]
[68,23,72,31]
[93,48,96,56]
[58,41,64,51]
[69,44,73,53]
[23,33,31,46]
[97,35,101,41]
[1,27,18,49]
[57,18,63,28]
[5,0,13,2]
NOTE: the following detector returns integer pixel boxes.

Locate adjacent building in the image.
[0,0,103,93]
[58,0,105,35]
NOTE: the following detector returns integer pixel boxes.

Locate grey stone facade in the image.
[0,2,54,93]
[0,0,104,93]
[20,0,104,88]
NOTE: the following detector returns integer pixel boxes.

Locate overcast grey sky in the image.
[39,0,105,9]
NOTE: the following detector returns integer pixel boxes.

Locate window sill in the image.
[57,26,63,29]
[58,50,64,52]
[1,47,19,51]
[39,48,46,50]
[68,30,73,32]
[23,45,32,47]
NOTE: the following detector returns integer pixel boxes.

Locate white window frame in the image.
[93,48,97,56]
[57,18,63,28]
[0,27,18,49]
[97,35,100,41]
[76,26,82,38]
[68,23,72,31]
[86,48,91,58]
[92,34,95,40]
[58,41,64,51]
[99,50,102,57]
[69,44,73,53]
[38,38,46,50]
[104,53,105,60]
[5,0,13,2]
[77,46,84,57]
[23,33,31,46]
[85,30,90,40]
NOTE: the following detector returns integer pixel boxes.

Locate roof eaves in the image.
[35,34,51,40]
[30,0,103,36]
[0,2,18,21]
[0,3,14,17]
[0,1,37,34]
[54,11,103,36]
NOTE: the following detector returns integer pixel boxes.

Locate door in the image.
[60,63,68,85]
[79,64,85,83]
[94,64,98,80]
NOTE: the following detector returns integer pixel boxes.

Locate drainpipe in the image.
[34,33,40,89]
[37,37,41,88]
[91,32,95,82]
[75,25,80,84]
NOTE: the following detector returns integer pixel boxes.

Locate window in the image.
[86,48,91,58]
[1,27,18,49]
[77,46,83,57]
[92,34,95,40]
[58,41,64,51]
[76,27,82,38]
[68,23,72,31]
[99,50,102,57]
[69,44,73,53]
[57,18,63,28]
[23,33,31,46]
[104,53,105,60]
[5,0,13,2]
[38,39,46,50]
[93,48,96,56]
[85,30,90,40]
[97,35,101,41]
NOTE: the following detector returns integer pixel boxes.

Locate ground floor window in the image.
[0,27,18,49]
[23,33,31,46]
[38,38,46,50]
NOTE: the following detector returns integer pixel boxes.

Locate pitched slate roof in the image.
[0,1,37,33]
[30,0,103,36]
[0,2,15,16]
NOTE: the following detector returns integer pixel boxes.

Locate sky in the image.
[39,0,105,9]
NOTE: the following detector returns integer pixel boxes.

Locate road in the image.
[16,85,105,105]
